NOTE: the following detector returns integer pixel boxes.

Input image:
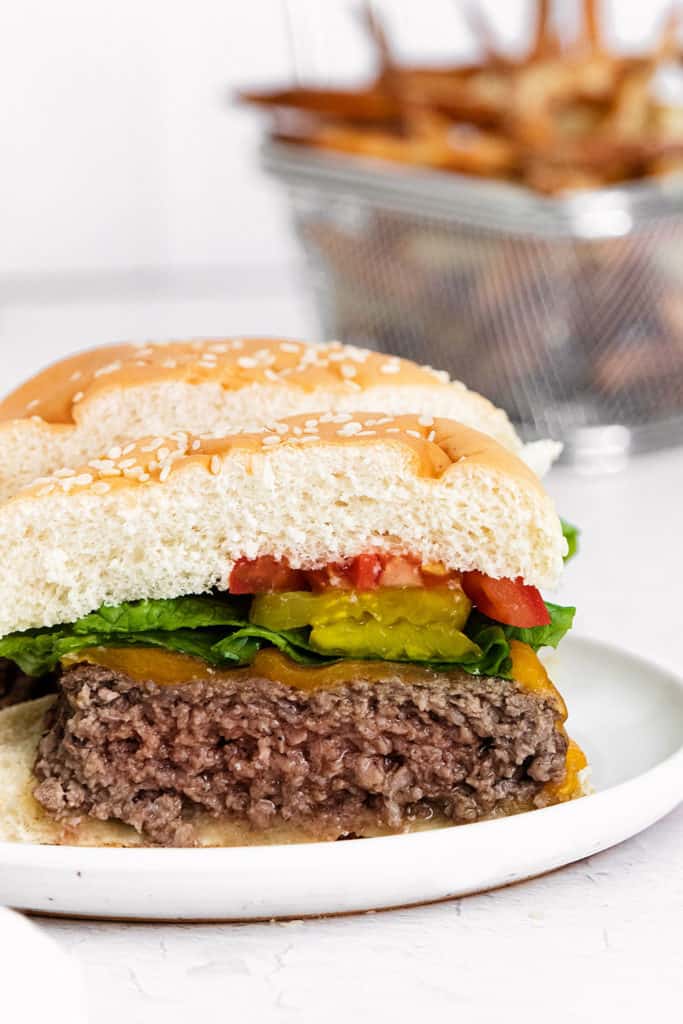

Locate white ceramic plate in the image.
[1,635,681,921]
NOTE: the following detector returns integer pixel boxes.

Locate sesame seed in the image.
[209,343,229,354]
[191,439,202,451]
[92,481,111,495]
[73,473,94,486]
[427,430,437,442]
[337,421,363,437]
[161,359,178,369]
[293,426,303,436]
[262,435,281,446]
[122,443,137,455]
[26,398,41,411]
[157,447,171,462]
[380,361,401,375]
[386,427,401,433]
[73,391,85,403]
[159,464,172,482]
[140,438,165,453]
[210,455,222,476]
[340,364,357,379]
[69,371,83,382]
[37,485,55,497]
[94,360,123,378]
[274,423,290,435]
[406,430,422,439]
[279,342,300,353]
[418,415,434,427]
[54,468,76,478]
[107,446,123,459]
[237,356,258,369]
[264,369,279,381]
[138,473,151,483]
[355,430,377,437]
[119,458,137,469]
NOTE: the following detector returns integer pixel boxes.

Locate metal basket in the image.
[263,141,683,466]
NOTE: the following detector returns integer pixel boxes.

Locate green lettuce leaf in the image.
[212,625,332,666]
[72,596,247,634]
[468,602,575,653]
[561,518,580,563]
[0,594,574,679]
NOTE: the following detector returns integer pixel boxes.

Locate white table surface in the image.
[2,320,682,1023]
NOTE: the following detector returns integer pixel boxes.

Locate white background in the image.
[0,1,679,360]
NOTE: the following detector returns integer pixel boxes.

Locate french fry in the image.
[241,1,683,193]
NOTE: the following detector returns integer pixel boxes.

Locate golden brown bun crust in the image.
[0,339,455,426]
[23,412,543,500]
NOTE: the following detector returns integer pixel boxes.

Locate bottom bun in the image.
[0,698,134,847]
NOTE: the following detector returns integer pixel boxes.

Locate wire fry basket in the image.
[264,141,683,465]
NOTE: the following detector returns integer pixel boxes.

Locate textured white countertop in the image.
[2,328,682,1023]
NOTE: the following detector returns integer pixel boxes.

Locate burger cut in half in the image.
[0,413,586,847]
[0,337,562,502]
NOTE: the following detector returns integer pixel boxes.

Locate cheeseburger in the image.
[0,338,562,503]
[0,412,585,846]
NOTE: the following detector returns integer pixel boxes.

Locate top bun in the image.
[0,413,565,636]
[0,338,558,502]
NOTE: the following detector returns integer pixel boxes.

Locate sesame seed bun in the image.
[0,413,564,637]
[0,338,559,502]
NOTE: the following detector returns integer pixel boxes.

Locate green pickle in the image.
[250,587,477,663]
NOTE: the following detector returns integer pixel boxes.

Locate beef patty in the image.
[33,662,568,846]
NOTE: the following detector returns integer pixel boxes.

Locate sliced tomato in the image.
[306,555,382,592]
[305,564,352,592]
[229,556,307,595]
[461,571,550,628]
[378,555,422,588]
[349,553,383,590]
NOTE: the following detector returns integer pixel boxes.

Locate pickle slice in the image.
[251,587,475,663]
[309,619,479,662]
[250,587,471,631]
